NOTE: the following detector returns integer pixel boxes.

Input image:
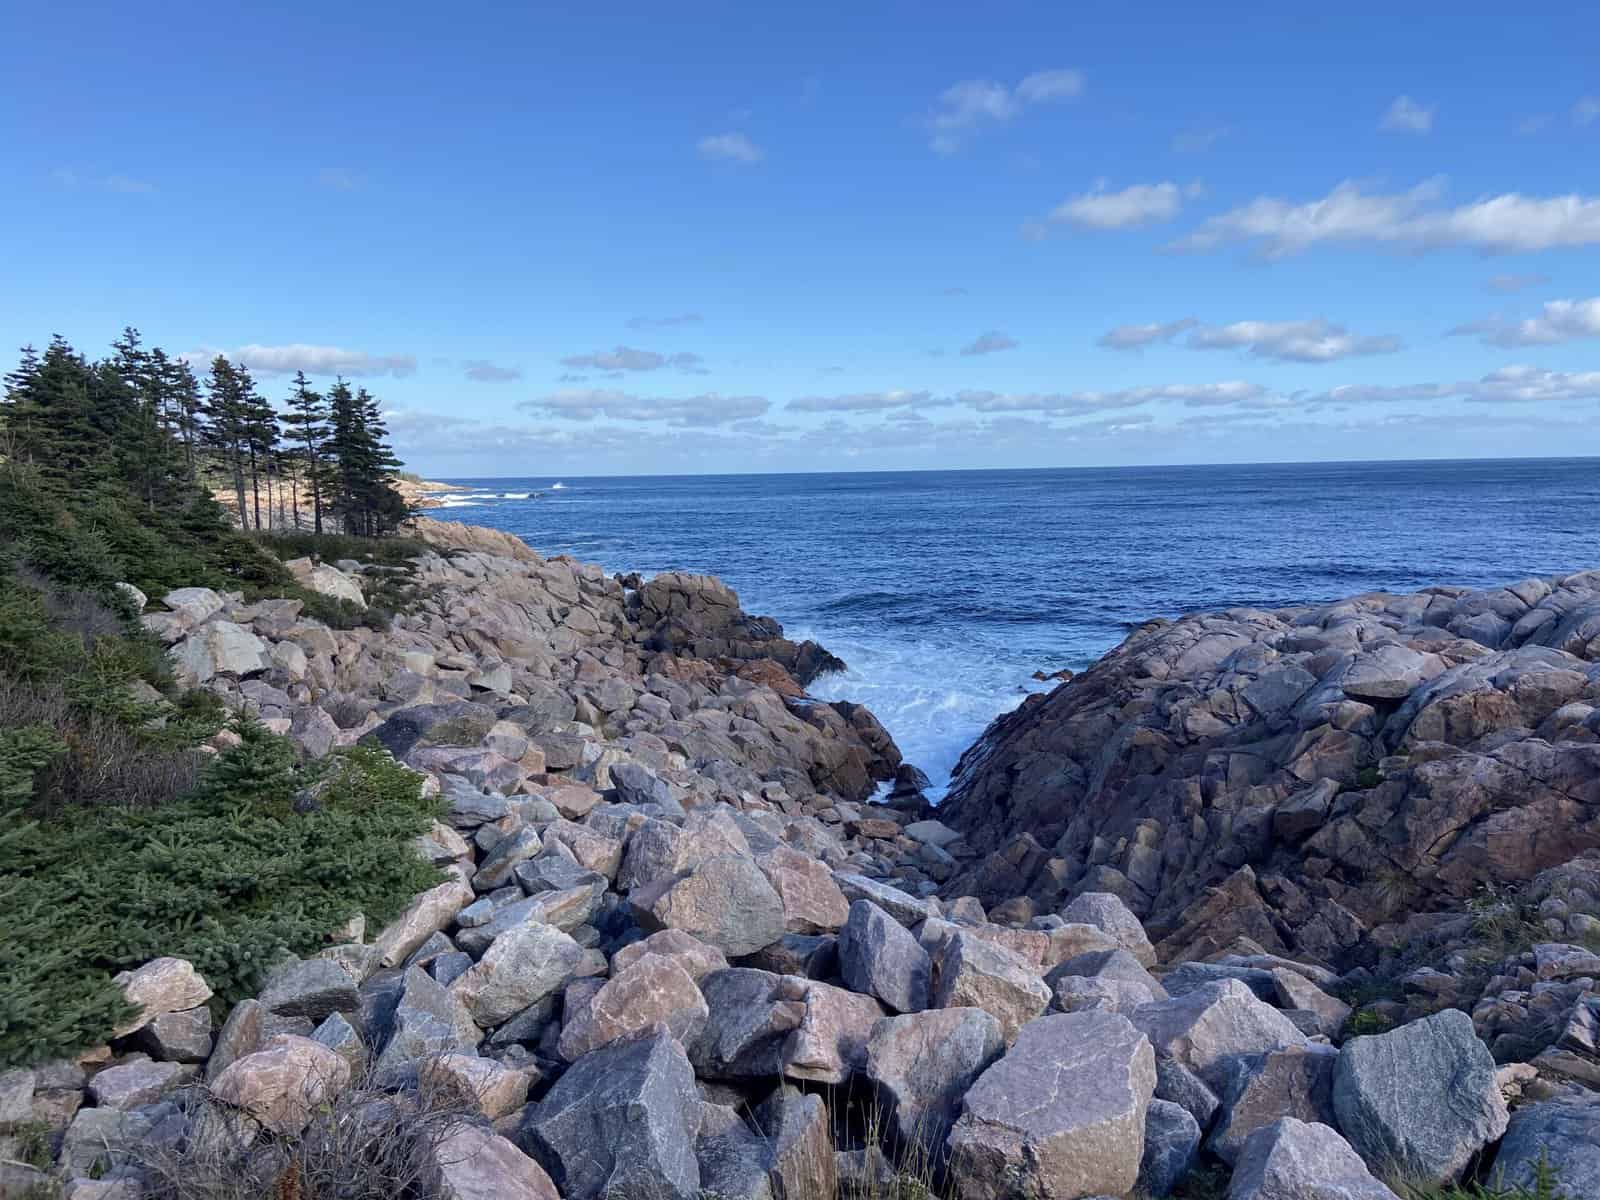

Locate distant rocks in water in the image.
[939,570,1600,970]
[1031,667,1074,683]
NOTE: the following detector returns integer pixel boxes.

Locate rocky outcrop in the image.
[939,572,1600,967]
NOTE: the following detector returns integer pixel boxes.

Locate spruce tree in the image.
[282,371,329,534]
[203,356,250,526]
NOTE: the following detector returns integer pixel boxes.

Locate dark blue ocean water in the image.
[434,459,1600,795]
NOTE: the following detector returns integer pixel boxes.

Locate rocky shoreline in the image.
[4,528,1599,1199]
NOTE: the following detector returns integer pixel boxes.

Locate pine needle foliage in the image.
[0,728,444,1068]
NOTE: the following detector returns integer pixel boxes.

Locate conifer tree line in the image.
[1,328,410,537]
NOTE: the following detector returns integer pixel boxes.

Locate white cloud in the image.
[956,380,1268,414]
[698,133,764,164]
[1187,319,1402,362]
[786,390,941,413]
[1576,97,1600,126]
[1173,179,1600,257]
[1379,95,1434,134]
[185,343,416,377]
[1485,273,1550,293]
[959,331,1020,356]
[1099,317,1399,362]
[1305,366,1600,407]
[626,313,704,329]
[1048,181,1187,231]
[1451,298,1600,347]
[463,360,522,382]
[926,68,1083,153]
[522,389,769,426]
[559,346,706,372]
[1098,318,1199,349]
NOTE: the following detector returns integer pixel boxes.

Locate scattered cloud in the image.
[1486,273,1550,293]
[315,167,362,191]
[698,133,764,164]
[1173,179,1600,257]
[1379,95,1434,134]
[521,389,768,426]
[926,68,1084,154]
[1045,181,1191,232]
[559,345,706,373]
[462,360,522,383]
[956,381,1270,414]
[959,331,1020,356]
[626,313,704,330]
[1450,297,1600,347]
[1576,97,1600,126]
[1097,318,1199,350]
[1172,126,1231,155]
[1187,319,1403,362]
[1098,318,1399,362]
[786,390,942,413]
[1305,366,1600,407]
[183,343,416,377]
[941,287,969,297]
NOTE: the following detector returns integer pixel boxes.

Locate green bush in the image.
[0,723,444,1068]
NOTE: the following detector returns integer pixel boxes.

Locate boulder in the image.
[696,1102,775,1200]
[1491,1098,1600,1198]
[520,1027,701,1200]
[558,955,708,1061]
[931,930,1050,1043]
[631,854,787,957]
[755,1085,835,1200]
[610,929,729,981]
[374,966,480,1075]
[257,957,360,1022]
[372,879,475,968]
[285,557,366,608]
[1060,893,1157,967]
[1131,979,1307,1090]
[1331,1009,1508,1184]
[691,969,805,1081]
[1209,1044,1338,1166]
[450,920,587,1027]
[86,1058,189,1109]
[780,978,884,1085]
[171,620,271,683]
[210,1034,351,1135]
[757,846,851,933]
[838,899,930,1014]
[948,1011,1155,1200]
[1230,1118,1399,1200]
[111,957,213,1038]
[862,1007,1005,1165]
[129,1006,213,1063]
[834,873,939,926]
[419,1053,532,1120]
[427,1124,559,1200]
[1137,1100,1200,1199]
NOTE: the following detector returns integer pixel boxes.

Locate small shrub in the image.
[1345,1008,1395,1037]
[1395,1153,1567,1198]
[0,727,443,1068]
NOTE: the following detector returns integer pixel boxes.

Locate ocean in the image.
[431,458,1600,798]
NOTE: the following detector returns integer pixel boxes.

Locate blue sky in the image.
[3,2,1599,476]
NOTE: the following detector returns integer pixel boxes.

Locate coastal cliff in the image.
[938,572,1600,969]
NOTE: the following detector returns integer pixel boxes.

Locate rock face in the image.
[1230,1119,1399,1200]
[1491,1097,1600,1197]
[938,572,1600,966]
[948,1011,1155,1200]
[838,900,930,1013]
[520,1028,701,1200]
[1331,1009,1508,1184]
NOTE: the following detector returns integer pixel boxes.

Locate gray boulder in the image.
[1491,1098,1600,1198]
[862,1007,1005,1166]
[1131,979,1307,1090]
[1331,1009,1508,1184]
[631,854,787,957]
[948,1011,1155,1200]
[130,1005,213,1063]
[931,929,1050,1044]
[520,1027,701,1200]
[691,969,803,1080]
[450,920,586,1027]
[373,966,479,1076]
[1230,1118,1399,1200]
[1155,1056,1220,1130]
[1060,893,1156,967]
[1137,1100,1200,1198]
[839,900,930,1013]
[1209,1044,1337,1165]
[257,957,360,1022]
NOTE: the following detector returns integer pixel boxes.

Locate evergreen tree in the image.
[162,355,205,479]
[234,365,274,531]
[203,356,250,526]
[281,371,329,534]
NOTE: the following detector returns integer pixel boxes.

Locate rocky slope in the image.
[5,536,1600,1200]
[939,572,1600,969]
